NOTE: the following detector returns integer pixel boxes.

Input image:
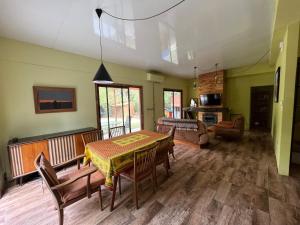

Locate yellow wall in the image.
[225,64,274,129]
[271,22,300,175]
[0,37,189,178]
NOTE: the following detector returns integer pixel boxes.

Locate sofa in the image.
[215,115,245,139]
[157,117,209,147]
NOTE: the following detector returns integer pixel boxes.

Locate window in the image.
[163,89,182,119]
[96,84,143,139]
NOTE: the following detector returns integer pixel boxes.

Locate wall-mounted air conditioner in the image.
[146,73,165,83]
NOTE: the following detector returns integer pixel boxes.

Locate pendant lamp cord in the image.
[101,0,186,21]
[98,15,103,63]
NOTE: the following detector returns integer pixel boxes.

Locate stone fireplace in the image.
[202,113,218,126]
[197,70,226,125]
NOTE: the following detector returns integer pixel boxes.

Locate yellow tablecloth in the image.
[84,130,168,188]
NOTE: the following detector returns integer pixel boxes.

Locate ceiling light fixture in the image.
[214,63,218,83]
[193,66,198,89]
[93,9,113,84]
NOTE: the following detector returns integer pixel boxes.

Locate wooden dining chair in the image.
[156,124,176,159]
[119,143,158,209]
[109,125,125,138]
[34,152,105,225]
[155,136,172,187]
[81,129,103,146]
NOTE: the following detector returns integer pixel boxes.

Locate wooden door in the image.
[250,86,274,131]
[291,58,300,165]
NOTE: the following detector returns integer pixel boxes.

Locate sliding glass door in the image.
[163,89,182,119]
[97,85,143,139]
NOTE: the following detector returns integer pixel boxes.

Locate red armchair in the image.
[215,116,245,139]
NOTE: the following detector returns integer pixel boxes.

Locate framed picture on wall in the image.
[274,67,280,103]
[33,86,77,113]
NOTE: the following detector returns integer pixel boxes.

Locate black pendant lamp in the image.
[93,9,113,84]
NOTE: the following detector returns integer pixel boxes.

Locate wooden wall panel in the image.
[21,141,49,174]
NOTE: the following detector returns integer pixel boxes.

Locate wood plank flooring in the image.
[1,132,300,225]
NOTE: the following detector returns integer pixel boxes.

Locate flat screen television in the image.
[200,93,222,106]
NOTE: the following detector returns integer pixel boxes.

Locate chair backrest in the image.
[168,126,176,139]
[134,143,158,179]
[34,153,62,202]
[156,123,174,134]
[233,116,245,132]
[156,136,172,165]
[109,126,125,138]
[81,130,103,146]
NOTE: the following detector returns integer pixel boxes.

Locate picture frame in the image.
[33,86,77,114]
[274,67,280,103]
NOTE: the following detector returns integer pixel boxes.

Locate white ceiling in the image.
[0,0,274,77]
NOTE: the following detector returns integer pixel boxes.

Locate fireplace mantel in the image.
[183,107,229,113]
[183,107,229,123]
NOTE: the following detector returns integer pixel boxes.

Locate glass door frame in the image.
[95,83,144,132]
[163,88,183,119]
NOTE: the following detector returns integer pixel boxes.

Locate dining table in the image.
[83,129,168,211]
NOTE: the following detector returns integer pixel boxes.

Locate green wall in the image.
[188,79,198,99]
[225,64,274,130]
[0,37,189,179]
[187,64,275,130]
[271,22,300,175]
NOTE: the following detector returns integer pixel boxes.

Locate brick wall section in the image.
[197,70,225,123]
[198,70,224,94]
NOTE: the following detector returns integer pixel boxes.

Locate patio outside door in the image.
[97,85,143,139]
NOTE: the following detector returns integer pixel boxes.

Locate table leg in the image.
[110,175,119,211]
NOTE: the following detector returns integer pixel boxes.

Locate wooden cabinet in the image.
[21,140,49,174]
[8,127,96,179]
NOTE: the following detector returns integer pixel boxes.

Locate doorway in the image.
[250,85,274,131]
[95,84,143,139]
[163,89,183,119]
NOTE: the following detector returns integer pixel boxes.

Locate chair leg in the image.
[151,174,156,193]
[99,186,103,211]
[118,176,122,196]
[133,181,139,209]
[172,152,175,159]
[110,175,118,211]
[154,167,158,188]
[58,208,64,225]
[167,157,171,170]
[164,159,170,177]
[77,159,81,170]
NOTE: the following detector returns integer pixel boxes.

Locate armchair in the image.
[34,152,105,225]
[215,115,245,139]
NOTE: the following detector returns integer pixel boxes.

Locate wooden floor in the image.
[1,132,300,225]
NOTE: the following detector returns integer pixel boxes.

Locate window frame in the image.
[163,88,183,119]
[94,83,144,134]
